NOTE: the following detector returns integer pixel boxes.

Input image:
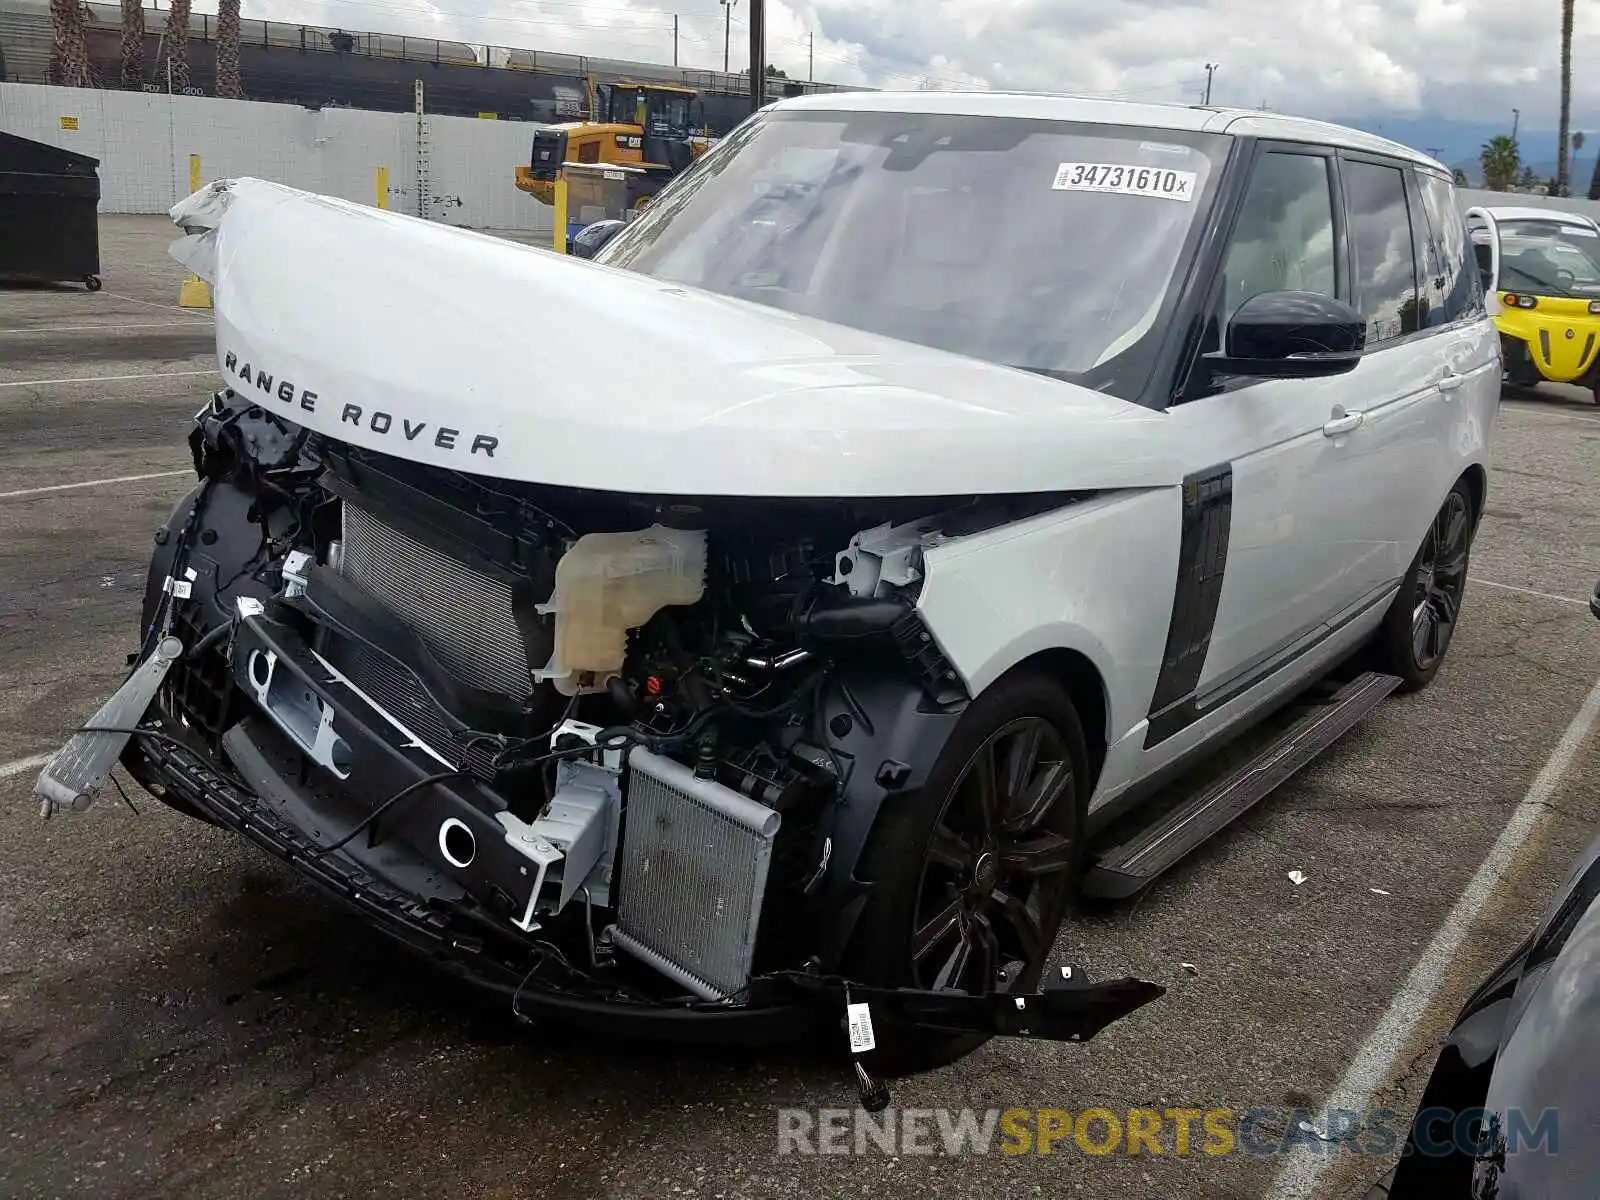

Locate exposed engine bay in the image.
[52,390,1163,1079]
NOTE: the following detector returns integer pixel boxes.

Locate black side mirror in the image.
[569,219,626,260]
[1204,290,1366,379]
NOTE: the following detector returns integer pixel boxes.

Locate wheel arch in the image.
[995,646,1110,791]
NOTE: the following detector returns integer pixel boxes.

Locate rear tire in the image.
[840,670,1088,1075]
[1371,480,1475,692]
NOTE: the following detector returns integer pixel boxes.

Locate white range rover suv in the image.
[43,91,1500,1079]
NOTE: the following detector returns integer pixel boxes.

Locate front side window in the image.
[1216,150,1338,327]
[1343,160,1421,345]
[597,109,1230,400]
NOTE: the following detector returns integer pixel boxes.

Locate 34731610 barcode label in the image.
[846,1001,876,1053]
[1051,162,1198,201]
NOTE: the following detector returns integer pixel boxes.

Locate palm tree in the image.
[1481,134,1521,191]
[1557,0,1574,195]
[119,0,144,89]
[215,0,243,99]
[163,0,191,92]
[49,0,90,87]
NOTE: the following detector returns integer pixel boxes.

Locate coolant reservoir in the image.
[535,525,707,695]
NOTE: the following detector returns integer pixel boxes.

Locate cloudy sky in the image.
[211,0,1595,126]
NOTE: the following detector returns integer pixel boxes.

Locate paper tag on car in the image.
[846,1001,876,1053]
[1052,163,1197,201]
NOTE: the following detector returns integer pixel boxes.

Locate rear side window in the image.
[1342,160,1421,345]
[1414,171,1481,324]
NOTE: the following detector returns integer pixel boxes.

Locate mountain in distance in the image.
[1330,114,1594,185]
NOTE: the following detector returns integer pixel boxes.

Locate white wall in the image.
[1456,187,1600,221]
[0,82,553,234]
[10,82,1597,239]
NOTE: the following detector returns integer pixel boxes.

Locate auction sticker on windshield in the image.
[1051,163,1197,201]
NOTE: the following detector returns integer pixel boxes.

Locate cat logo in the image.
[615,135,643,150]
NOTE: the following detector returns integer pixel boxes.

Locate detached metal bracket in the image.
[35,636,185,817]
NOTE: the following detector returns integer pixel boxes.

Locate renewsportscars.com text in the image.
[776,1105,1560,1159]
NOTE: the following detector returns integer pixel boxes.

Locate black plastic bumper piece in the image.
[780,969,1165,1043]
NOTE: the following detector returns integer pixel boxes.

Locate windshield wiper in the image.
[1504,266,1575,297]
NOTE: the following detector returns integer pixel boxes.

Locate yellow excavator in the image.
[514,81,714,215]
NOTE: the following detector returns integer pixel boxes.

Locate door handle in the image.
[1437,371,1467,394]
[1322,409,1365,437]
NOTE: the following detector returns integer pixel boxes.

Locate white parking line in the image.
[105,291,198,312]
[1266,672,1600,1200]
[1475,578,1590,607]
[0,752,52,780]
[0,369,215,389]
[0,469,190,499]
[0,321,212,334]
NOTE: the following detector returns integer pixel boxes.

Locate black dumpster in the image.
[0,130,103,290]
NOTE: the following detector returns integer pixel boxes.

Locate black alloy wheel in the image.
[1372,478,1477,692]
[1410,488,1472,674]
[910,717,1077,993]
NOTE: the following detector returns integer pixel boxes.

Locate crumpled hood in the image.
[169,178,1178,498]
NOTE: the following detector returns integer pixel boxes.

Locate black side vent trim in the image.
[1146,464,1233,723]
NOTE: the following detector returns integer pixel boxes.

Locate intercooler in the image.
[339,504,534,700]
[612,748,782,1002]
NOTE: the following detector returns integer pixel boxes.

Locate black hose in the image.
[307,768,470,857]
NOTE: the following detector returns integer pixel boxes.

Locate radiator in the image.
[339,504,532,699]
[613,748,781,1002]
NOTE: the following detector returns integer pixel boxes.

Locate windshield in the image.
[597,109,1227,397]
[1495,218,1600,298]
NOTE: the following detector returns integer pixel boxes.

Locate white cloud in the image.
[204,0,1596,124]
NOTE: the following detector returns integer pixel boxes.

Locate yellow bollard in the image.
[375,166,389,210]
[178,153,213,309]
[552,173,568,254]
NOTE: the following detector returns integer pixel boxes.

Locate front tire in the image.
[841,671,1088,1075]
[1372,481,1475,692]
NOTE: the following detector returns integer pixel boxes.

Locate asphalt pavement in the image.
[2,217,1598,1200]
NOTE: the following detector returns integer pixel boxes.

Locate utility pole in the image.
[673,14,678,66]
[1203,62,1216,105]
[748,0,764,112]
[721,0,736,74]
[808,31,814,82]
